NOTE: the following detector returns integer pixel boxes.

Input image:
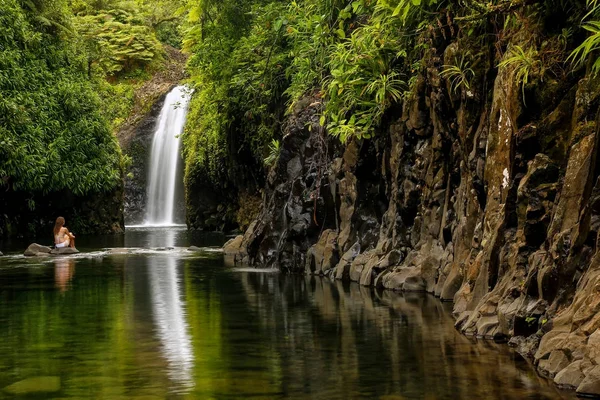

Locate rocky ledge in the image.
[24,243,79,257]
[223,38,600,397]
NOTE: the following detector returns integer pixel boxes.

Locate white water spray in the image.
[145,86,192,226]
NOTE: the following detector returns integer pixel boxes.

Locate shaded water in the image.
[0,229,573,399]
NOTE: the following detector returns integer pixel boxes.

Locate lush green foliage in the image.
[73,9,163,76]
[0,0,183,201]
[181,0,289,194]
[178,0,600,206]
[569,18,600,75]
[3,0,599,226]
[0,0,122,195]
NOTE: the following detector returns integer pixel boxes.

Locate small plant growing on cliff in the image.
[568,21,600,76]
[498,45,544,105]
[264,139,281,167]
[525,316,537,326]
[440,54,475,95]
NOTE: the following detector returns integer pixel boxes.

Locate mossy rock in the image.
[3,376,61,395]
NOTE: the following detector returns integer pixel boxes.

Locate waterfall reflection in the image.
[147,230,194,392]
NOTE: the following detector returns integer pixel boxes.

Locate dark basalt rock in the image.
[222,31,600,395]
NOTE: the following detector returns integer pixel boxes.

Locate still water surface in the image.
[0,227,574,399]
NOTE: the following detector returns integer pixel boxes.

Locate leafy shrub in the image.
[73,8,163,77]
[0,0,122,195]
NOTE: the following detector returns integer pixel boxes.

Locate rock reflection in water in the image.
[235,272,572,400]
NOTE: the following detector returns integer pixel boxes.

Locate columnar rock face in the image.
[225,30,600,395]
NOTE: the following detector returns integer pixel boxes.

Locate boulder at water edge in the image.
[50,247,79,255]
[23,243,52,257]
[223,236,243,256]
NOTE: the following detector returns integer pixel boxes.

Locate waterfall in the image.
[145,86,192,226]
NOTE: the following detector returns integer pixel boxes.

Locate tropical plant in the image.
[441,54,475,94]
[569,21,600,75]
[264,139,281,167]
[498,45,544,104]
[73,9,163,76]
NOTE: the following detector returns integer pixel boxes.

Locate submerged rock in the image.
[3,376,60,395]
[154,247,175,251]
[23,243,52,257]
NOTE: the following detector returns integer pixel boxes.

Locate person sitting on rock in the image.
[54,217,76,249]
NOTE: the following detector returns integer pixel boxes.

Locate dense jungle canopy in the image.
[2,0,600,234]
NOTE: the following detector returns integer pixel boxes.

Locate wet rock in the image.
[154,247,174,251]
[359,254,382,286]
[24,243,52,257]
[221,236,245,263]
[554,360,589,389]
[539,350,570,378]
[349,250,378,283]
[577,365,600,397]
[381,267,422,292]
[3,376,60,395]
[50,247,79,255]
[334,242,360,280]
[509,335,541,359]
[305,230,339,275]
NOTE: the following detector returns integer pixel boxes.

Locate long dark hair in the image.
[54,217,65,237]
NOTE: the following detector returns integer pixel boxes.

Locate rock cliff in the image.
[118,46,187,225]
[224,31,600,396]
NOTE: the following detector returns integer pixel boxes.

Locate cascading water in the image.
[145,86,192,226]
